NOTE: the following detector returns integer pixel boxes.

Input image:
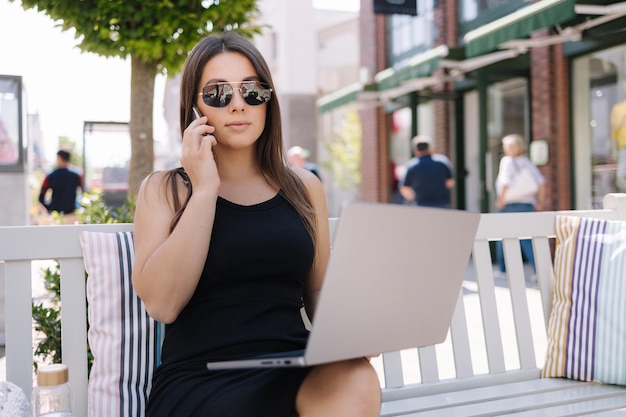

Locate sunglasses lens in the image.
[241,81,272,105]
[201,84,230,108]
[201,82,272,108]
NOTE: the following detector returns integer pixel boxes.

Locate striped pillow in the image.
[543,215,626,385]
[80,231,160,417]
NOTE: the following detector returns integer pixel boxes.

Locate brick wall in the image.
[433,1,457,157]
[530,34,572,210]
[358,0,388,202]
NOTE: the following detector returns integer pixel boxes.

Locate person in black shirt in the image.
[400,136,455,208]
[38,150,82,217]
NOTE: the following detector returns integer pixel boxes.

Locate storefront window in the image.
[578,45,626,208]
[0,76,22,168]
[459,0,521,21]
[487,78,529,208]
[386,1,436,67]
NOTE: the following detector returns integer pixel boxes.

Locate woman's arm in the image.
[131,173,219,323]
[132,116,219,323]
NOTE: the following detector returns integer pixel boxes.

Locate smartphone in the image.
[192,107,213,139]
[192,106,202,120]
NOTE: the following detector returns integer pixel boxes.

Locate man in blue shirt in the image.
[400,136,454,208]
[39,149,83,216]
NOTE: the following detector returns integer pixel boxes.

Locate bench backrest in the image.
[1,194,626,415]
[378,193,626,403]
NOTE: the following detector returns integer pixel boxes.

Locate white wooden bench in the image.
[1,193,625,416]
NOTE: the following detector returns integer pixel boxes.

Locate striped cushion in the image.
[543,215,626,385]
[80,231,160,417]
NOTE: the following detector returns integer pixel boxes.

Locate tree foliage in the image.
[323,109,362,190]
[12,0,261,194]
[16,0,260,72]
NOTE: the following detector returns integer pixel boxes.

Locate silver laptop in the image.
[206,201,480,370]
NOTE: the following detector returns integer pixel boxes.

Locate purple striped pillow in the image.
[543,215,626,385]
[81,231,159,417]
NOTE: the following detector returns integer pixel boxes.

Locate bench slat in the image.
[503,238,536,370]
[472,239,506,374]
[0,224,132,260]
[3,260,34,399]
[382,379,626,416]
[417,345,438,383]
[474,209,618,240]
[383,350,405,388]
[59,257,89,417]
[449,290,473,378]
[509,392,626,416]
[381,369,541,403]
[532,236,553,327]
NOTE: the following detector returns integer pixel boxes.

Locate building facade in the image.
[321,0,626,212]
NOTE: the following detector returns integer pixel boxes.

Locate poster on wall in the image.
[0,77,20,165]
[373,0,418,16]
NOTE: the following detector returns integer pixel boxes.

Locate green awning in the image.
[464,0,577,57]
[374,45,449,91]
[317,83,360,113]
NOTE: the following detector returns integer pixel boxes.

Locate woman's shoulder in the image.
[291,165,325,204]
[292,166,321,187]
[138,168,188,197]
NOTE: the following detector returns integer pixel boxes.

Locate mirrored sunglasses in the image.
[199,81,272,108]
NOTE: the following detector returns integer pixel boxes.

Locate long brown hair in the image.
[165,32,316,247]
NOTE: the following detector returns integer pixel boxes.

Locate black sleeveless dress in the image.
[146,194,314,417]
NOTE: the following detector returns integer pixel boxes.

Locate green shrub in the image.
[32,192,135,371]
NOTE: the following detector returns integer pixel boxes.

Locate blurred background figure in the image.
[38,149,83,224]
[287,145,322,181]
[399,135,454,208]
[494,133,545,279]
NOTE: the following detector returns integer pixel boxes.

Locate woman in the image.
[495,133,546,277]
[131,33,381,417]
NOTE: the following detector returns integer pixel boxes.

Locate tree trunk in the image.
[128,56,157,198]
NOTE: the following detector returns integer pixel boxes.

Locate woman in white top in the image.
[494,134,546,276]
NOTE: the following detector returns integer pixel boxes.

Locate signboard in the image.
[373,0,418,16]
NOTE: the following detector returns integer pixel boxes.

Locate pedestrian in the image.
[38,149,82,223]
[287,145,322,181]
[400,135,455,208]
[494,133,545,278]
[131,33,381,417]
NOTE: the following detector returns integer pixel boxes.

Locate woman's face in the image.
[196,51,268,150]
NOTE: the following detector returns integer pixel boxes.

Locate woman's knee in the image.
[330,359,380,400]
[297,359,381,415]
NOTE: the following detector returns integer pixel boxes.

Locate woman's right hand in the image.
[181,116,220,192]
